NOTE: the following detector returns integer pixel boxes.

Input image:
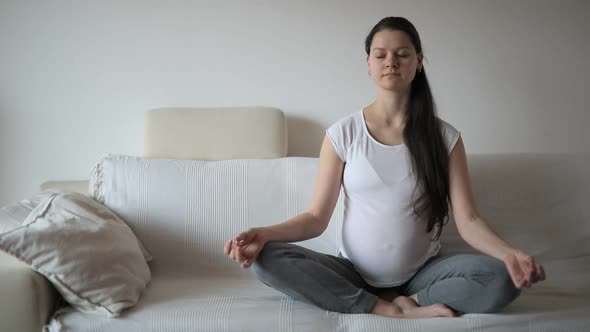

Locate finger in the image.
[528,255,536,267]
[223,240,233,255]
[537,264,546,281]
[229,242,239,261]
[535,264,545,281]
[242,248,260,269]
[224,240,232,255]
[517,256,533,278]
[526,268,535,284]
[234,231,248,243]
[525,256,535,274]
[522,257,535,284]
[532,264,543,283]
[505,255,525,288]
[229,247,236,261]
[235,229,254,244]
[235,246,246,263]
[506,264,522,288]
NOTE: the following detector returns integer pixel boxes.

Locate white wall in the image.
[1,0,588,206]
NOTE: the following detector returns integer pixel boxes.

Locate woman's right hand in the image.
[224,228,266,269]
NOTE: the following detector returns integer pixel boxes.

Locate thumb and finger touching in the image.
[505,253,546,289]
[505,254,526,288]
[235,229,256,246]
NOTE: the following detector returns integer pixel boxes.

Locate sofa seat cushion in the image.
[50,261,590,332]
[75,154,590,331]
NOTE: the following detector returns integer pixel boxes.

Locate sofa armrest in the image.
[0,251,59,332]
[40,180,89,195]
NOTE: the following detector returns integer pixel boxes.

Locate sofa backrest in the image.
[92,156,339,277]
[442,153,590,261]
[91,154,589,278]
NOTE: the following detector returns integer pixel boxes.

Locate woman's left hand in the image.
[503,250,546,289]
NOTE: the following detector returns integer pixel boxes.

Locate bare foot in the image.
[393,296,421,312]
[371,297,455,319]
[394,296,455,318]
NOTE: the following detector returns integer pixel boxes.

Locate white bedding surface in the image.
[52,261,590,332]
[49,154,590,331]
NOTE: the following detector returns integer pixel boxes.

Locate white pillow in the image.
[0,190,152,262]
[0,191,56,234]
[0,191,151,317]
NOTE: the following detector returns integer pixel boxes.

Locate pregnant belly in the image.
[341,215,437,286]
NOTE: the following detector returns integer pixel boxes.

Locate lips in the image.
[382,73,400,77]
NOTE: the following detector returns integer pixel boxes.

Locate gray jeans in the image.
[251,242,520,314]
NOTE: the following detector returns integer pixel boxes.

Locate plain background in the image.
[1,0,588,206]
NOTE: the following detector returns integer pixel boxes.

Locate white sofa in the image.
[0,107,287,332]
[2,108,590,331]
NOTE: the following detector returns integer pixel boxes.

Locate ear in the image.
[417,52,424,71]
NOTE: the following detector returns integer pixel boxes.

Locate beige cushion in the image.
[144,107,288,160]
[0,191,151,317]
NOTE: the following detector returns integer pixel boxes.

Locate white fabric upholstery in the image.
[90,155,343,276]
[441,154,590,259]
[48,273,590,332]
[45,153,590,331]
[144,107,288,160]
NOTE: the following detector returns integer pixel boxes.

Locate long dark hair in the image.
[365,17,450,240]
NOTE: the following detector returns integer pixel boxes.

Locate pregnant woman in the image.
[224,16,545,318]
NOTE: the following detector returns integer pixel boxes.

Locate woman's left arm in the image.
[448,136,546,289]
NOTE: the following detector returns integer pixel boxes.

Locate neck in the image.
[371,88,410,127]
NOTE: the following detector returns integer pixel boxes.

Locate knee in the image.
[251,242,297,281]
[477,259,521,313]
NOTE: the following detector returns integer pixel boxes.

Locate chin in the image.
[378,83,408,92]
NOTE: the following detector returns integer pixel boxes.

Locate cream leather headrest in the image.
[144,107,287,160]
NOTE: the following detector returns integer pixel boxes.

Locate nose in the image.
[386,56,398,69]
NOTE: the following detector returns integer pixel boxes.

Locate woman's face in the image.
[367,29,423,92]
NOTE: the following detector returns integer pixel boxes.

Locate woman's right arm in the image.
[257,134,345,244]
[225,134,344,268]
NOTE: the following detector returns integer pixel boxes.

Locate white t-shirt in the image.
[326,109,461,287]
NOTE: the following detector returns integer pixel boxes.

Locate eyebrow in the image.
[372,47,411,52]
